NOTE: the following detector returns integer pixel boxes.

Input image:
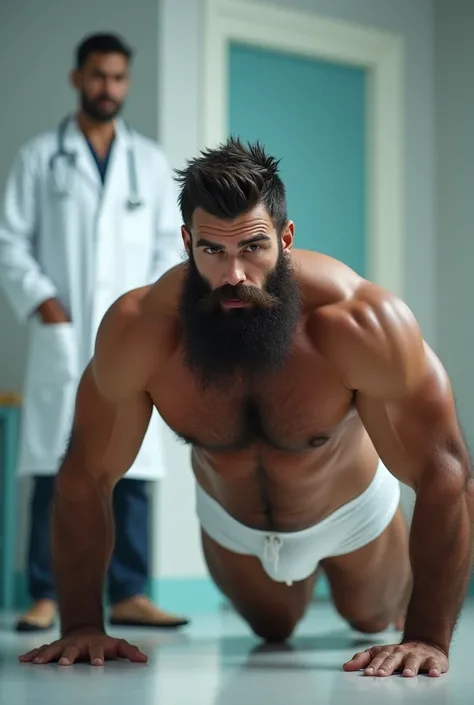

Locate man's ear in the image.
[70,69,81,91]
[182,226,192,256]
[281,221,294,252]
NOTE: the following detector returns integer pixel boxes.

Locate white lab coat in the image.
[0,116,183,479]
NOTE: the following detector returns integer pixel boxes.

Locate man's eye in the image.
[203,247,222,255]
[245,244,261,253]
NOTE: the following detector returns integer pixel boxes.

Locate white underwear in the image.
[196,461,400,586]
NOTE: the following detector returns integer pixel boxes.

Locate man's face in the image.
[71,52,130,123]
[178,204,301,389]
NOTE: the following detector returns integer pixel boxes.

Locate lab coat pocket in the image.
[19,322,80,472]
[27,321,79,384]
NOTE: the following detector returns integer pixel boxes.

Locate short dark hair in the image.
[75,33,133,69]
[174,137,288,234]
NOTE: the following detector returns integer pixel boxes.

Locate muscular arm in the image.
[52,296,155,636]
[315,283,474,656]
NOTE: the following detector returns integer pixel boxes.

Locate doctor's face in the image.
[71,52,130,123]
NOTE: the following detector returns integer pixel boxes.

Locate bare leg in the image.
[201,530,318,642]
[321,506,412,633]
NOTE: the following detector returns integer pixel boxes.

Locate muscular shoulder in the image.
[308,278,427,398]
[290,249,365,316]
[92,267,184,402]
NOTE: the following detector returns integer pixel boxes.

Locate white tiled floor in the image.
[1,599,472,704]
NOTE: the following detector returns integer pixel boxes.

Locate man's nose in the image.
[221,259,246,287]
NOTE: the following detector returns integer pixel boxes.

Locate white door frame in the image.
[202,0,405,297]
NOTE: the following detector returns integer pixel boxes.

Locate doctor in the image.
[0,32,188,631]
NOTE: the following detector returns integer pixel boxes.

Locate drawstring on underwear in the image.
[264,535,293,587]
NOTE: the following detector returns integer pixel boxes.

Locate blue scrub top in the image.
[86,138,114,184]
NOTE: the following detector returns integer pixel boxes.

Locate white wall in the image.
[435,0,474,452]
[156,0,436,580]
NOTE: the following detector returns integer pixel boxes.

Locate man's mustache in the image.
[198,283,280,312]
[95,95,119,105]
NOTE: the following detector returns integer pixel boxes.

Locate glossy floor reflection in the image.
[0,599,471,704]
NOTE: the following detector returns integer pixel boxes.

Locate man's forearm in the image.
[403,470,474,653]
[51,470,115,636]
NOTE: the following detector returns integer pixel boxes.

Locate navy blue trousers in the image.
[27,476,149,605]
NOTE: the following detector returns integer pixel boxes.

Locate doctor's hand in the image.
[36,297,71,324]
[19,629,148,666]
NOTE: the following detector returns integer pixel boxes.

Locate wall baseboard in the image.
[11,571,474,614]
[11,572,332,613]
[148,577,225,614]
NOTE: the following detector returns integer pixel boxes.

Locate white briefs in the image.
[195,461,401,586]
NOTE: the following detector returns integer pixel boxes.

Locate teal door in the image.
[228,42,367,276]
[228,43,367,600]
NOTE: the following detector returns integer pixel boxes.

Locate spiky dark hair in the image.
[174,137,287,233]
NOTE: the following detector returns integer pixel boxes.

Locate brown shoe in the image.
[15,599,57,632]
[109,595,190,629]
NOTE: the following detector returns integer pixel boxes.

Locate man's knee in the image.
[246,610,300,643]
[335,599,393,634]
[349,616,392,634]
[250,617,298,643]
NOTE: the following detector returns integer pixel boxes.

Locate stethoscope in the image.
[48,115,144,210]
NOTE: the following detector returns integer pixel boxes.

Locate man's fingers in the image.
[89,644,105,667]
[424,657,442,678]
[19,648,40,663]
[58,646,81,666]
[32,643,65,664]
[344,643,448,678]
[343,649,376,671]
[117,640,148,663]
[363,650,391,676]
[403,654,422,678]
[19,637,148,666]
[372,650,405,677]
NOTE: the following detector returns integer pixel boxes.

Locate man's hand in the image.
[343,640,449,678]
[18,630,147,666]
[35,297,70,324]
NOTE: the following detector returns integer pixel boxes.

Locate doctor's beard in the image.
[80,91,124,123]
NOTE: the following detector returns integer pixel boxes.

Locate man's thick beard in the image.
[178,250,301,390]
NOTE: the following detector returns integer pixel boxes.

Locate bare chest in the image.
[150,352,354,452]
